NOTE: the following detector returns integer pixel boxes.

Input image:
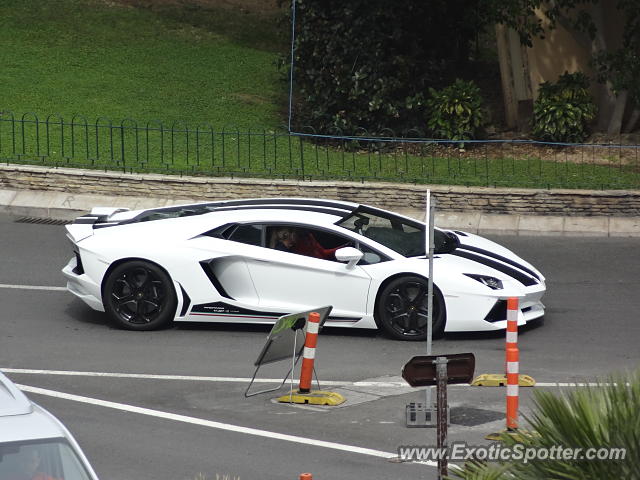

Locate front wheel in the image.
[375,276,446,341]
[103,260,177,331]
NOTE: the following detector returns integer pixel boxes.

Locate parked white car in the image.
[0,372,99,480]
[63,198,546,340]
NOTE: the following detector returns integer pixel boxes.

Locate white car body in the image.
[62,198,546,339]
[0,372,99,479]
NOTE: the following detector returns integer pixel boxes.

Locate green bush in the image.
[288,0,488,136]
[425,79,485,141]
[532,72,597,143]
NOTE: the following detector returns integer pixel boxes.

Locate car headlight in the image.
[465,274,503,290]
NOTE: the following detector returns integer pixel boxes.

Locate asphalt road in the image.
[1,213,639,480]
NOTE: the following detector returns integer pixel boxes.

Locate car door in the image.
[241,224,372,319]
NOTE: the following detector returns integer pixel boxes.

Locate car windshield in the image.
[0,438,93,480]
[336,207,459,257]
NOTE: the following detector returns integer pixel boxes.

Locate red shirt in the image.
[292,233,340,260]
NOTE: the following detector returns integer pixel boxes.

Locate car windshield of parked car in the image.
[0,439,93,480]
[336,208,458,257]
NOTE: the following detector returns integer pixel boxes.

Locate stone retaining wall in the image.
[1,164,639,217]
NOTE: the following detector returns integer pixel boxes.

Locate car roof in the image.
[71,197,429,243]
[74,198,360,240]
[92,197,360,226]
[90,207,351,244]
[116,198,359,223]
[0,373,65,443]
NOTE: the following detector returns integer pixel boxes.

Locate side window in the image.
[357,243,386,265]
[227,224,263,247]
[267,225,351,262]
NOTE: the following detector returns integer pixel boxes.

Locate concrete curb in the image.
[2,187,640,236]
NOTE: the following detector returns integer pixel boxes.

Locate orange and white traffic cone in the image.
[277,312,345,406]
[506,297,519,430]
[298,312,320,393]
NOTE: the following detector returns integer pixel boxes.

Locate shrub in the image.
[425,79,485,141]
[287,0,488,136]
[448,369,640,480]
[532,72,597,143]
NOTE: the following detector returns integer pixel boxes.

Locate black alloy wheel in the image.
[103,260,176,330]
[376,276,445,341]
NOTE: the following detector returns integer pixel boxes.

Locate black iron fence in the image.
[1,112,639,190]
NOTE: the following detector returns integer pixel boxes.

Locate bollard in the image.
[506,297,519,350]
[276,311,345,406]
[471,296,535,388]
[298,312,320,393]
[505,297,519,430]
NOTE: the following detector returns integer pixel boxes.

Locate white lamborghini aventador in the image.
[62,198,546,340]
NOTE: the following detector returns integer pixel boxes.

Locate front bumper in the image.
[445,282,546,332]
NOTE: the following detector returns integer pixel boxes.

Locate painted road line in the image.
[17,383,435,468]
[1,368,406,387]
[1,368,606,388]
[0,368,408,388]
[0,284,66,291]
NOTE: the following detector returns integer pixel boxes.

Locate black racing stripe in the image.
[118,199,355,225]
[219,198,356,212]
[451,250,538,287]
[210,204,351,217]
[458,244,540,281]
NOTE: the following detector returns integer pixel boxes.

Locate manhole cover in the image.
[450,406,503,426]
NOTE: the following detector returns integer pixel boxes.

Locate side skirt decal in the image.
[190,302,360,323]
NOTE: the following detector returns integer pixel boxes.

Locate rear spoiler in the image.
[72,207,130,225]
[66,207,130,244]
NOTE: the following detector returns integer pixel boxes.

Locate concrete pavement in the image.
[1,187,640,236]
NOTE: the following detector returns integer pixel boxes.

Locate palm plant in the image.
[449,370,640,479]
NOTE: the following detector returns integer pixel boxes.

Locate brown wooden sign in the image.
[401,353,475,387]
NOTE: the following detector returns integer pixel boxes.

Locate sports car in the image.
[62,198,546,340]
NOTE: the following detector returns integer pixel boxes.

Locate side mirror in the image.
[335,247,363,269]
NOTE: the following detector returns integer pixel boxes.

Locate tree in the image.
[287,0,488,136]
[486,0,640,134]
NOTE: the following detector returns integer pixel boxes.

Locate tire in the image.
[375,276,446,341]
[103,260,177,331]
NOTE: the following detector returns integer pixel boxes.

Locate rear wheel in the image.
[375,276,445,341]
[103,260,176,331]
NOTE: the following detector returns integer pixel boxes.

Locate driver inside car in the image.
[271,227,341,260]
[5,448,61,480]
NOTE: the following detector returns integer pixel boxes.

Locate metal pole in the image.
[425,192,436,417]
[435,357,448,480]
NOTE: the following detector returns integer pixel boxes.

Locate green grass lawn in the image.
[1,0,638,190]
[3,114,639,190]
[0,0,284,129]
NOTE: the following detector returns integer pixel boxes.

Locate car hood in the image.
[439,230,544,286]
